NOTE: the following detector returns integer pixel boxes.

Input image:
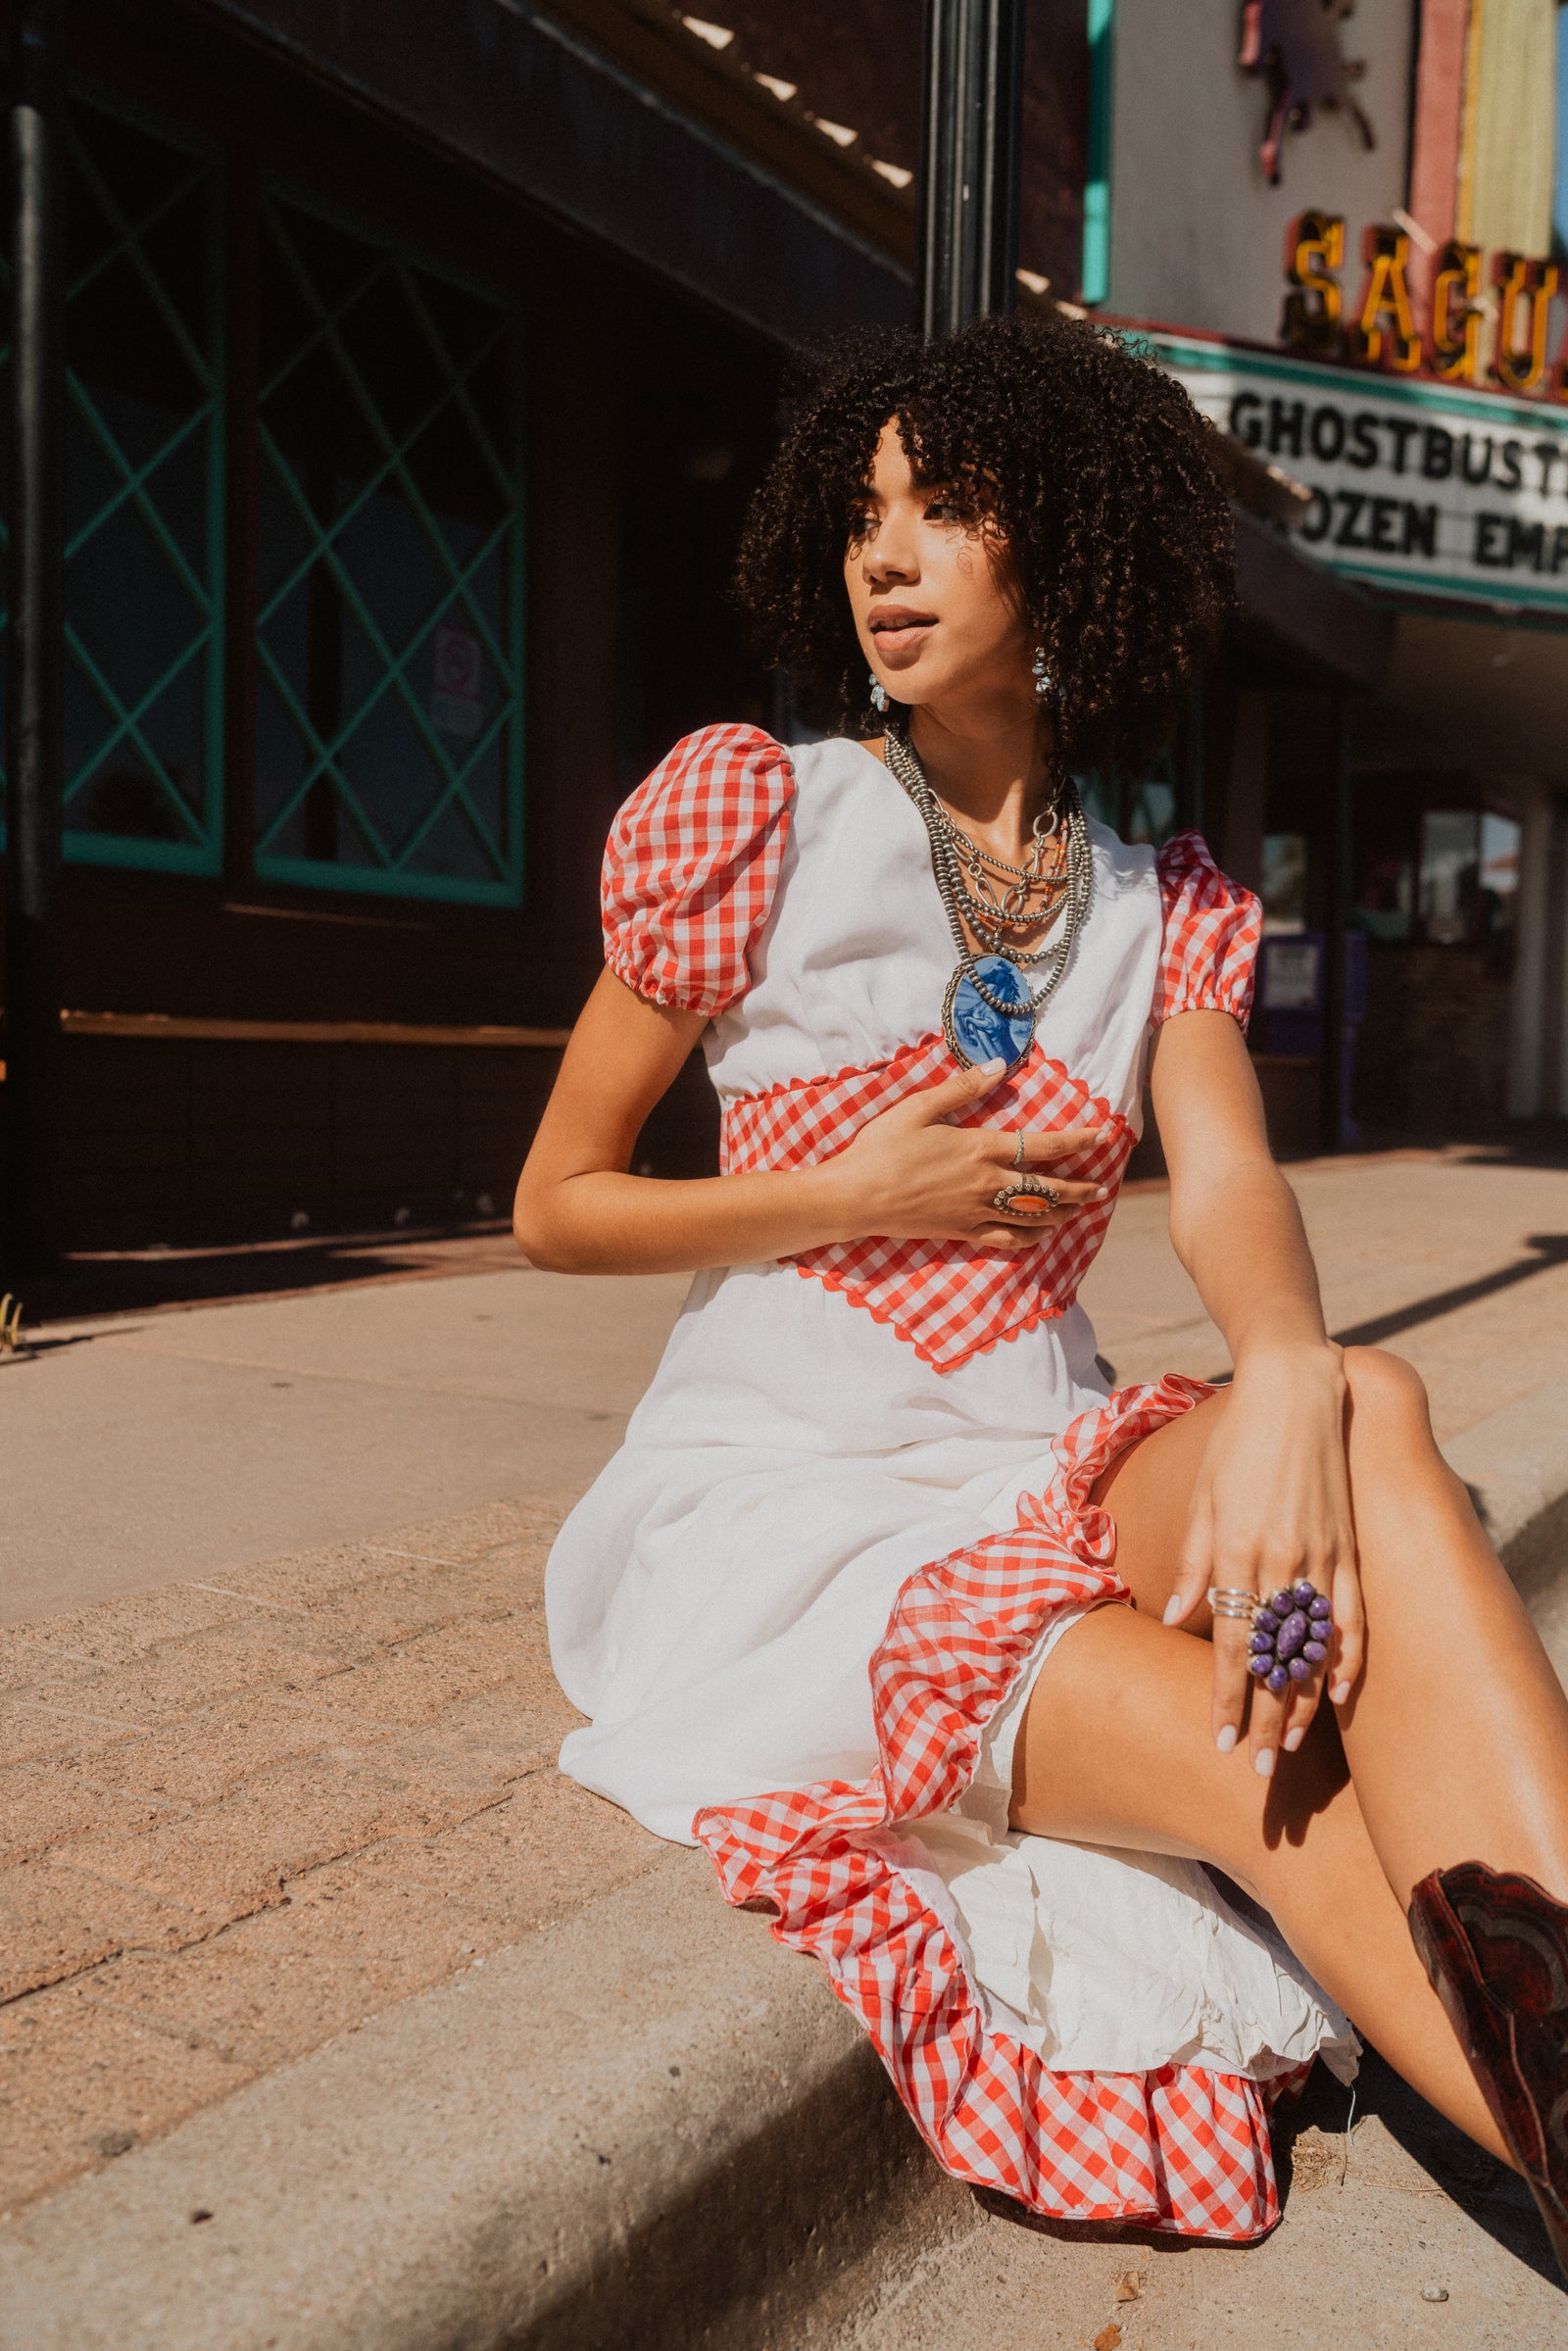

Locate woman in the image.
[514,314,1568,2268]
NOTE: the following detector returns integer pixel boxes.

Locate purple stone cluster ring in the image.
[1249,1582,1333,1695]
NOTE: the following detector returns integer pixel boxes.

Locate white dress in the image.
[547,724,1356,2240]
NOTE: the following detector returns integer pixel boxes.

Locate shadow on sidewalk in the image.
[1330,1234,1568,1350]
[13,1221,524,1327]
[1274,2047,1560,2291]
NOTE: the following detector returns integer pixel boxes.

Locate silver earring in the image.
[868,667,889,714]
[1032,647,1053,700]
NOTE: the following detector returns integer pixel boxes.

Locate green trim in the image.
[63,829,223,874]
[252,181,525,907]
[1330,562,1568,616]
[0,83,225,876]
[1082,0,1115,306]
[255,854,521,908]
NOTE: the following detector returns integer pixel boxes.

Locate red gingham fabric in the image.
[602,724,795,1017]
[1154,832,1263,1031]
[722,1043,1134,1371]
[696,1376,1308,2241]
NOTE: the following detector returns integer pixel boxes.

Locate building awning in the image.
[195,0,910,345]
[1230,508,1396,694]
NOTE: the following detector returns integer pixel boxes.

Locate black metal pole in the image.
[4,0,66,1279]
[915,0,1025,338]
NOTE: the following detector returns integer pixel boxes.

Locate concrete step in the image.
[0,1852,973,2351]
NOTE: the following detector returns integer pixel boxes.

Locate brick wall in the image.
[1352,945,1513,1141]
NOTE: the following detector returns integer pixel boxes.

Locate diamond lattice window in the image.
[254,191,523,904]
[0,94,223,871]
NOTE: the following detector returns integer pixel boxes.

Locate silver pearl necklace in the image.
[884,717,1093,1068]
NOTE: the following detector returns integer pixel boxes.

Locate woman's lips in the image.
[868,609,937,657]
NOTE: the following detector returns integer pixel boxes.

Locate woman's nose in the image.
[865,527,917,585]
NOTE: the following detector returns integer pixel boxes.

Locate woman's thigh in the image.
[1090,1388,1230,1627]
[1011,1596,1345,1874]
[1021,1387,1352,1869]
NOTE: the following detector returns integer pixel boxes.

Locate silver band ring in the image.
[1207,1586,1258,1621]
[991,1176,1062,1215]
[1013,1131,1026,1170]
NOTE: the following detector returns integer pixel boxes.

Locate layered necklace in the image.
[884,716,1093,1071]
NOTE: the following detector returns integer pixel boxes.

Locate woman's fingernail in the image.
[1330,1681,1350,1705]
[979,1057,1005,1074]
[1215,1724,1238,1754]
[1162,1595,1184,1626]
[1284,1726,1305,1752]
[1253,1747,1275,1778]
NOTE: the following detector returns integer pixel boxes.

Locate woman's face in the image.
[844,419,1033,715]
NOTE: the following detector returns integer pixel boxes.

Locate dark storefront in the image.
[0,0,916,1249]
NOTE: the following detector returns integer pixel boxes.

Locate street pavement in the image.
[2,1144,1568,2340]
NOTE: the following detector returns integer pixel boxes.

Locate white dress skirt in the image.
[547,724,1357,2240]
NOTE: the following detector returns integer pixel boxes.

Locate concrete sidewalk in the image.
[3,1145,1568,2343]
[1,1264,689,1625]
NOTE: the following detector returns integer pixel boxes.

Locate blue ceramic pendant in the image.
[945,955,1035,1070]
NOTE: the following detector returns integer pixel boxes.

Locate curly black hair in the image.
[733,311,1233,777]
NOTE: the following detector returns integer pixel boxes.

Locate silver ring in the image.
[1013,1131,1026,1170]
[991,1177,1062,1215]
[1207,1587,1258,1621]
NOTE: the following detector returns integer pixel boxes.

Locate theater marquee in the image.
[1148,332,1568,616]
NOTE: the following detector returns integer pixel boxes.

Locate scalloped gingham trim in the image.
[696,1375,1306,2241]
[794,1257,1070,1369]
[721,1038,1135,1372]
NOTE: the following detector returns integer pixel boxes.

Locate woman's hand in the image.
[515,971,1106,1279]
[824,1056,1108,1250]
[1163,1342,1365,1775]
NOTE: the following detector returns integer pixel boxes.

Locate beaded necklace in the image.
[884,716,1093,1070]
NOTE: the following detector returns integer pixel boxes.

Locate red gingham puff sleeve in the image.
[602,724,795,1017]
[1152,831,1263,1031]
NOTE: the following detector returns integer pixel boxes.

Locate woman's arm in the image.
[513,968,1107,1275]
[1149,1010,1364,1762]
[1154,1009,1332,1360]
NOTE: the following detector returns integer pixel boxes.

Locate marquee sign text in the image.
[1149,332,1568,613]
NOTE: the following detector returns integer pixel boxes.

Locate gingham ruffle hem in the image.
[695,1373,1310,2242]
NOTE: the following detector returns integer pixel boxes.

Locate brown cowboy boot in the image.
[1408,1860,1568,2282]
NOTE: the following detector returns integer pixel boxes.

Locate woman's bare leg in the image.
[1011,1345,1568,2163]
[1331,1348,1568,1901]
[1012,1603,1505,2157]
[1090,1347,1568,1903]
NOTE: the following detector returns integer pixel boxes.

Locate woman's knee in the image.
[1343,1346,1434,1453]
[1343,1347,1485,1598]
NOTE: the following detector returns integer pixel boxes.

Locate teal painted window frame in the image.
[0,83,225,876]
[1082,0,1115,306]
[251,181,527,909]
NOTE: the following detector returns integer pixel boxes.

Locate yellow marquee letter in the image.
[1429,241,1483,382]
[1346,224,1421,371]
[1282,210,1344,356]
[1494,254,1559,394]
